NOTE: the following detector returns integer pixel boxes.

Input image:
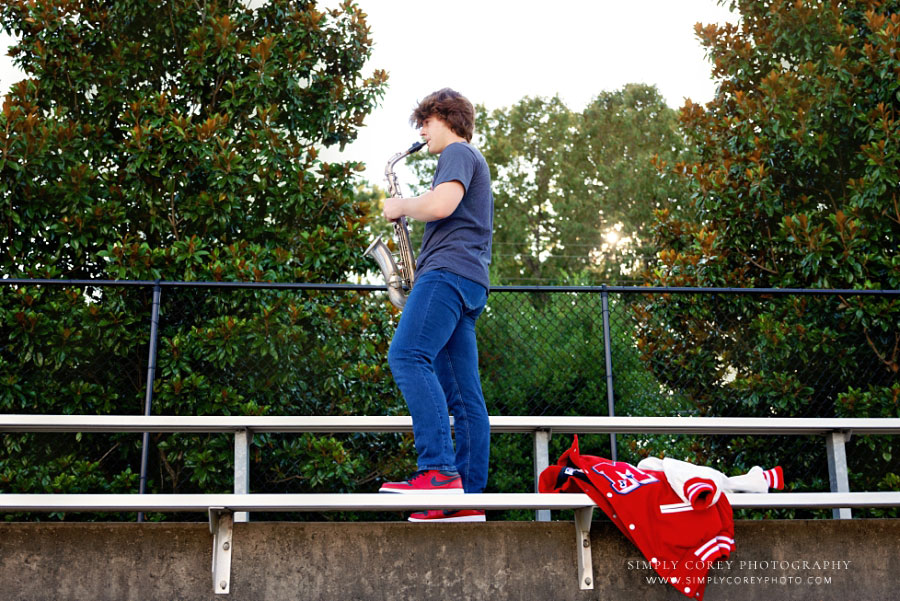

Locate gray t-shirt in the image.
[415,142,494,290]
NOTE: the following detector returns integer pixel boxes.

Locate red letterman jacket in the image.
[539,436,734,601]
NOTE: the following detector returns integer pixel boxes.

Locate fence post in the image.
[234,429,252,523]
[533,429,551,522]
[826,431,852,519]
[601,286,617,461]
[138,281,162,523]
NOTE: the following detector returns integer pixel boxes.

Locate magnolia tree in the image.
[637,0,899,511]
[0,0,420,512]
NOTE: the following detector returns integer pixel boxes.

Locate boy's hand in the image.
[383,195,405,221]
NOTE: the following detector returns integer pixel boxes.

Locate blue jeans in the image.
[388,269,490,493]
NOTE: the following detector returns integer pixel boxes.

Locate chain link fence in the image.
[2,280,897,521]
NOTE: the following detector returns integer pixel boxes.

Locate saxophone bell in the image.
[364,235,408,309]
[365,141,426,309]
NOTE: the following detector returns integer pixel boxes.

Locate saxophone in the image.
[364,140,426,309]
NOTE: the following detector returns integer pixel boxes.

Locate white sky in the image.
[324,0,737,186]
[0,0,737,186]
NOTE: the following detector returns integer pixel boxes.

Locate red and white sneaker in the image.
[379,469,464,494]
[408,509,486,522]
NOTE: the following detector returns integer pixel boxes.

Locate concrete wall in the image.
[1,518,897,601]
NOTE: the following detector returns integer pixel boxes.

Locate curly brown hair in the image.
[410,88,475,142]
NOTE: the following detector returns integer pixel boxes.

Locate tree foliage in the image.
[0,0,420,516]
[476,86,691,285]
[638,0,900,512]
[404,85,691,285]
[1,0,386,279]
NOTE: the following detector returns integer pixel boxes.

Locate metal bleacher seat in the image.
[2,414,899,594]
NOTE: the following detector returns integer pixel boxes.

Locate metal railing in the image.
[3,413,900,520]
[1,279,898,521]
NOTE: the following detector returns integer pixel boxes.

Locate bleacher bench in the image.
[2,414,899,593]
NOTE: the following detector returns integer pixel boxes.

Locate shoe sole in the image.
[378,488,465,494]
[408,514,486,522]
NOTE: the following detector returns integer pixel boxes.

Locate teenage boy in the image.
[378,88,494,523]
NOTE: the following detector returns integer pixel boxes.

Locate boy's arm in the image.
[383,180,464,222]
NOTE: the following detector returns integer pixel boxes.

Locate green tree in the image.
[0,0,419,518]
[476,86,690,285]
[405,85,690,285]
[638,0,900,514]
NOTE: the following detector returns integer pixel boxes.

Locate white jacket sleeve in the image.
[637,457,783,509]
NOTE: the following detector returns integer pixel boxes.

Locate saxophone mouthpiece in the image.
[408,140,426,153]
